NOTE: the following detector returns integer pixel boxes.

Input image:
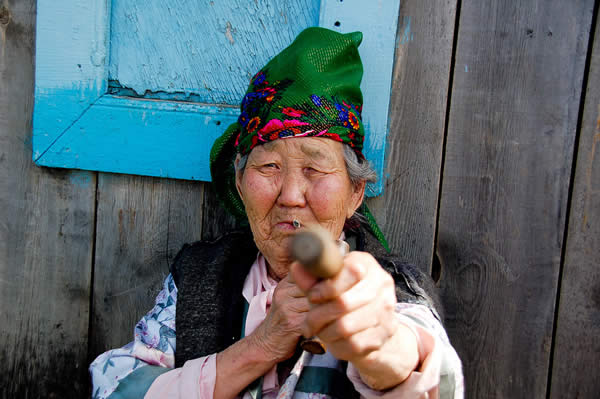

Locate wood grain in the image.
[549,7,600,397]
[36,96,239,182]
[33,0,109,154]
[436,0,595,397]
[2,0,599,397]
[201,184,244,241]
[367,0,457,272]
[319,0,402,197]
[89,174,204,358]
[109,0,319,104]
[0,1,96,397]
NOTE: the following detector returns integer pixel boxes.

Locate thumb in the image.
[290,261,319,293]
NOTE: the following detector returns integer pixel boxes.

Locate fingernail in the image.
[308,289,322,303]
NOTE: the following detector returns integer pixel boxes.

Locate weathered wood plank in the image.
[0,1,96,397]
[109,0,320,104]
[33,0,109,154]
[36,96,239,182]
[320,0,401,197]
[436,0,595,397]
[549,8,600,398]
[367,0,457,272]
[201,184,244,241]
[89,175,204,358]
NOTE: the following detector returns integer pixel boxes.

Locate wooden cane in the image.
[290,225,346,354]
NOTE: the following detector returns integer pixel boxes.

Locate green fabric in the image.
[360,203,390,252]
[209,121,248,220]
[241,297,250,337]
[295,366,359,399]
[106,365,171,399]
[232,27,365,157]
[246,376,264,399]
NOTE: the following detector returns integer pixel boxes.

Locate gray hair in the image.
[342,144,377,187]
[234,144,377,189]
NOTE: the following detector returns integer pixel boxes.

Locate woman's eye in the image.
[305,166,323,174]
[260,163,278,170]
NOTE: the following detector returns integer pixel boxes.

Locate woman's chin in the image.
[262,247,294,279]
[254,227,300,278]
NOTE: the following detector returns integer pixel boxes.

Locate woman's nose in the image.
[277,169,307,208]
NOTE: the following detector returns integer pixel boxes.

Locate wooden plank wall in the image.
[89,175,204,358]
[368,0,456,273]
[0,2,96,398]
[549,7,600,397]
[1,0,599,398]
[437,0,596,397]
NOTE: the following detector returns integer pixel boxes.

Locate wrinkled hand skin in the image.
[214,275,310,399]
[290,251,420,391]
[250,274,310,364]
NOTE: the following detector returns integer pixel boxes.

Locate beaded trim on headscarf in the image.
[235,69,365,159]
[234,68,366,160]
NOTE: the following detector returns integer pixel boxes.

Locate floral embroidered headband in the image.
[210,27,366,221]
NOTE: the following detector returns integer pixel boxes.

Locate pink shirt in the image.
[144,254,463,398]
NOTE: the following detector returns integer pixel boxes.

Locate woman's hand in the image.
[215,274,309,399]
[290,251,420,391]
[250,274,310,364]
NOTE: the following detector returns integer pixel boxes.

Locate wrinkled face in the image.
[235,138,365,279]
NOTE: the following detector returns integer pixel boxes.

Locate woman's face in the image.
[236,138,365,279]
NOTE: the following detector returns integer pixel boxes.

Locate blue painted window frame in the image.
[33,0,400,196]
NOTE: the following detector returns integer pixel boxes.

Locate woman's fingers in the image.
[292,252,372,300]
[325,323,394,361]
[307,286,396,338]
[290,261,319,293]
[307,252,372,303]
[295,250,401,362]
[254,276,311,362]
[316,300,382,341]
[304,262,396,336]
[272,275,311,322]
[305,273,380,334]
[279,271,312,298]
[291,250,421,389]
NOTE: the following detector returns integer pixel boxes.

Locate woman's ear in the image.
[234,155,244,202]
[347,180,366,219]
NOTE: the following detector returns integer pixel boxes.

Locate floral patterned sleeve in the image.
[89,274,178,399]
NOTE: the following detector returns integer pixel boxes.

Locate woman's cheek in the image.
[243,174,276,244]
[244,173,279,212]
[310,177,350,223]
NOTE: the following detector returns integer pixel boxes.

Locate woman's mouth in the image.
[275,220,300,231]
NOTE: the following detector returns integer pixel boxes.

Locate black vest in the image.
[170,225,441,369]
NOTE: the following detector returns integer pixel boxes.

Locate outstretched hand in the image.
[290,251,420,391]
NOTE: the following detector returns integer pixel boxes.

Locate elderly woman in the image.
[90,28,462,398]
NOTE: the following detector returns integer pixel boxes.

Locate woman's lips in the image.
[275,221,296,231]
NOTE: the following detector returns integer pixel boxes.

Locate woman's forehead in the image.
[256,138,342,162]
